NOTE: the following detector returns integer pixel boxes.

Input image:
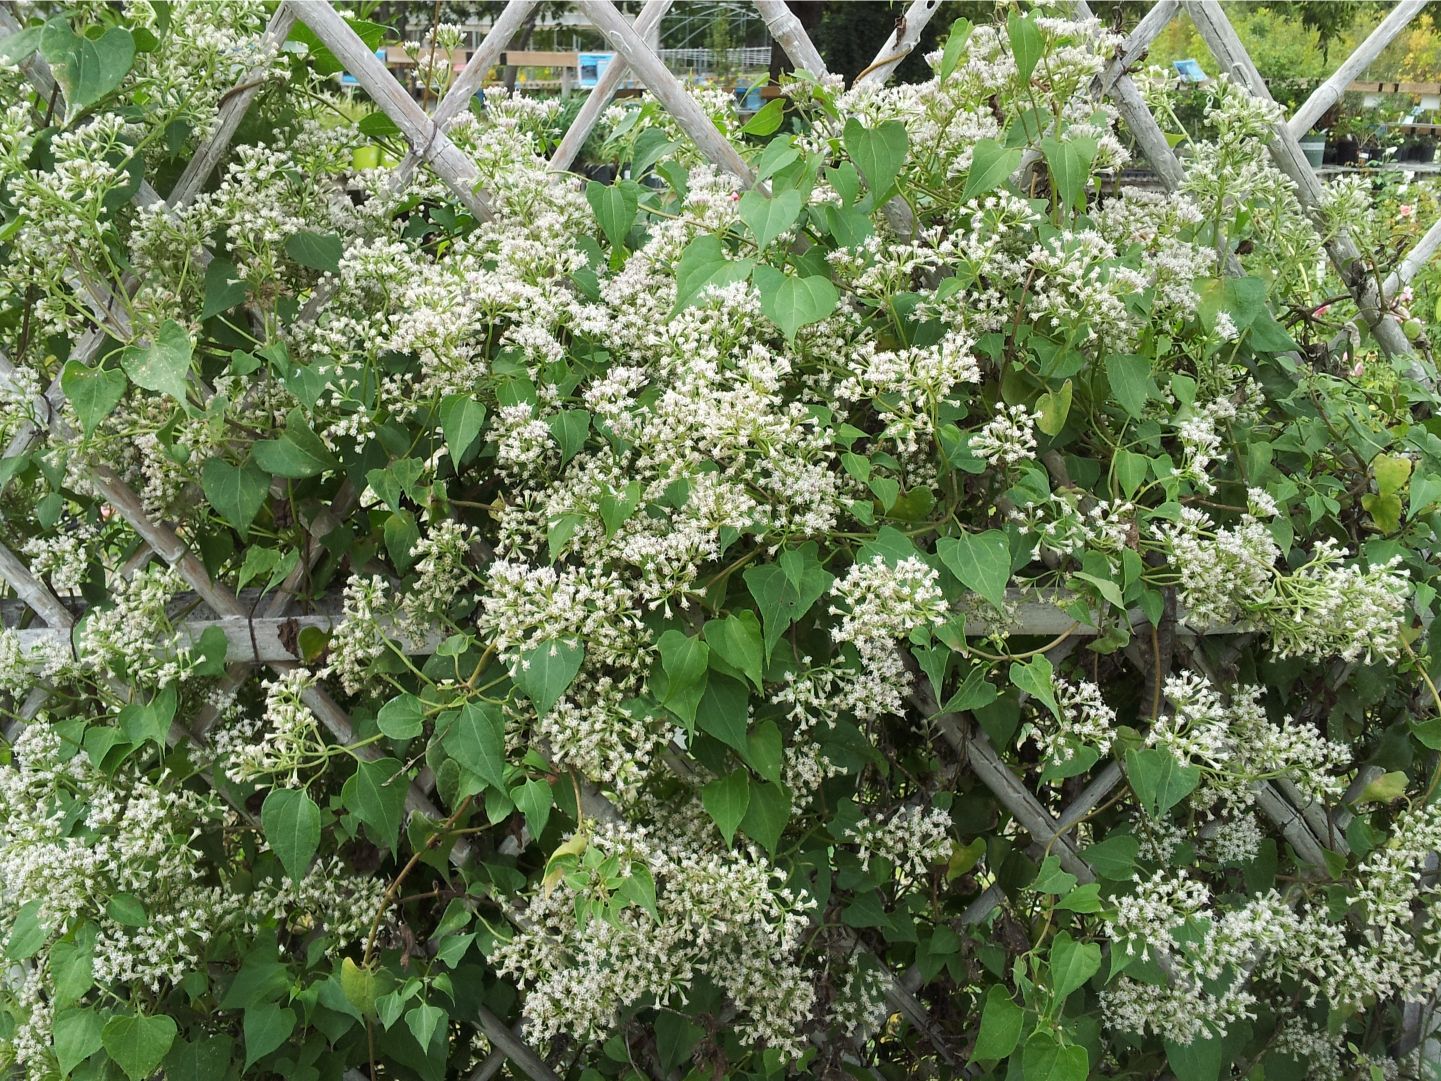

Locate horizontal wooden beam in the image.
[3,588,1240,662]
[498,50,579,67]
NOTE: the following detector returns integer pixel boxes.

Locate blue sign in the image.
[1173,58,1207,83]
[578,52,614,89]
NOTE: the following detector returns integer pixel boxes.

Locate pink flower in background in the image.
[1399,203,1415,219]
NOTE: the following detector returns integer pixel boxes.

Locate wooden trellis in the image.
[1,0,1439,1074]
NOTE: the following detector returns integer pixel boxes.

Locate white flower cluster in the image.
[844,803,952,879]
[1030,679,1116,767]
[971,403,1040,469]
[0,720,381,1070]
[1140,674,1348,862]
[1162,508,1408,661]
[493,821,817,1055]
[829,556,947,719]
[1015,491,1136,562]
[211,667,322,787]
[75,564,199,687]
[1105,802,1441,1048]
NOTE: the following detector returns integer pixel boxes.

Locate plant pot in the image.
[1300,135,1326,168]
[1400,138,1435,163]
[1328,135,1360,167]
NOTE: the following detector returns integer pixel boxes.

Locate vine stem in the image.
[1403,639,1441,804]
[363,792,475,965]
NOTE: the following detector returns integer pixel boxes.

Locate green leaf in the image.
[754,267,838,340]
[284,231,343,274]
[193,625,229,677]
[739,98,785,136]
[1373,453,1413,498]
[340,957,380,1016]
[744,719,783,784]
[6,899,47,960]
[101,1013,177,1081]
[343,757,409,852]
[41,21,134,114]
[377,693,425,740]
[740,778,791,855]
[655,1011,703,1072]
[1106,354,1155,419]
[0,26,42,65]
[1031,855,1077,895]
[513,777,553,839]
[1021,1031,1089,1081]
[843,117,909,199]
[261,788,320,884]
[1165,1026,1251,1081]
[442,701,507,792]
[1362,492,1403,533]
[971,985,1023,1062]
[702,768,751,845]
[1041,135,1098,212]
[54,1006,104,1076]
[1055,882,1103,913]
[703,611,765,691]
[656,630,709,727]
[1083,834,1139,880]
[586,180,639,249]
[738,188,803,251]
[163,1036,234,1081]
[672,235,754,312]
[405,1003,446,1050]
[118,687,176,748]
[1125,747,1201,818]
[963,138,1021,200]
[939,18,973,80]
[201,457,268,535]
[201,256,248,319]
[242,1003,295,1068]
[61,361,126,436]
[1049,931,1100,998]
[1007,10,1044,82]
[1010,654,1059,719]
[547,409,590,465]
[942,663,998,713]
[50,927,95,1005]
[1361,770,1409,804]
[696,674,749,752]
[515,640,584,717]
[253,412,338,478]
[120,319,192,403]
[937,530,1011,610]
[743,544,834,658]
[1036,379,1072,436]
[106,895,147,928]
[1409,468,1441,516]
[439,395,486,463]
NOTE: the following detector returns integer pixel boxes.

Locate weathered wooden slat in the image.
[575,0,755,186]
[1185,0,1430,385]
[549,0,672,173]
[754,0,828,77]
[1289,0,1426,140]
[855,0,946,88]
[284,1,493,220]
[168,5,298,208]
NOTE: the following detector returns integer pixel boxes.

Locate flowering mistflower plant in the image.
[0,3,1439,1081]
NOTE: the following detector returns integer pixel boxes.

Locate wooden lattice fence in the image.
[1,0,1439,1077]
